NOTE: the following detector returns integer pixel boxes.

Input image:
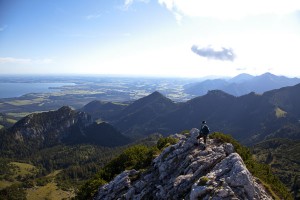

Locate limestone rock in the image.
[94,129,273,200]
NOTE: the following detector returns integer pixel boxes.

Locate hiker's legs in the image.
[198,133,207,144]
[203,135,207,144]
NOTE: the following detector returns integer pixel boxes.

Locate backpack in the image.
[201,125,210,135]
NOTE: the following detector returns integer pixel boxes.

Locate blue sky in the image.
[1,0,300,77]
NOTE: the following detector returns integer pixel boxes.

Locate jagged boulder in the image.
[94,129,273,200]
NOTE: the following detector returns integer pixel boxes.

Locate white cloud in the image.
[191,44,236,61]
[124,0,134,8]
[123,0,150,10]
[0,57,53,65]
[174,12,183,24]
[85,13,101,20]
[34,58,53,64]
[0,57,31,64]
[158,0,300,20]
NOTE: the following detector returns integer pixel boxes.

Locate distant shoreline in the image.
[0,82,75,99]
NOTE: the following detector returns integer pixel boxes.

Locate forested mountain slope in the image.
[89,84,300,145]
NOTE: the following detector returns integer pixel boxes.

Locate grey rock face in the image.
[11,106,92,145]
[94,129,273,200]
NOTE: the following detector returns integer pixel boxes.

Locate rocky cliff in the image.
[9,106,92,147]
[94,128,273,200]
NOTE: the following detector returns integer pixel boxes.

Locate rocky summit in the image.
[94,128,273,200]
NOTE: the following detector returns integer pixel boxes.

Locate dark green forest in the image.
[252,138,300,199]
[0,126,160,200]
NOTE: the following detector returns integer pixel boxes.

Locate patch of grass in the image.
[157,136,178,150]
[7,112,31,118]
[179,130,190,137]
[6,118,17,124]
[46,170,62,178]
[95,119,103,124]
[10,162,37,178]
[275,107,287,118]
[5,98,45,106]
[198,176,209,186]
[0,180,14,189]
[6,100,35,106]
[26,182,75,200]
[0,125,4,129]
[112,102,128,106]
[7,111,45,119]
[258,179,281,200]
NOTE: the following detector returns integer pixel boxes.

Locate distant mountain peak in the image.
[233,73,253,78]
[229,73,254,83]
[239,73,252,76]
[207,89,226,94]
[136,91,170,103]
[261,72,273,76]
[149,91,164,98]
[185,72,300,96]
[259,72,276,78]
[10,106,92,148]
[114,91,177,134]
[58,105,73,112]
[206,89,233,97]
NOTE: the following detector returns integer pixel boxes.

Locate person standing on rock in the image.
[197,121,210,144]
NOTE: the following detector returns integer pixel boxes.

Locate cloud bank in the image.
[0,57,53,65]
[191,45,236,61]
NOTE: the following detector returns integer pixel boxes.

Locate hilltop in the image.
[0,106,131,157]
[91,130,290,200]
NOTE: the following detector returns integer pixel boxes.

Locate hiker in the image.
[197,121,210,144]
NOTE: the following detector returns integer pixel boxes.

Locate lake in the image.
[0,82,75,98]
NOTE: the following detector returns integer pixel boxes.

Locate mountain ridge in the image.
[10,106,92,147]
[229,73,254,83]
[93,129,276,200]
[102,84,300,144]
[80,100,126,121]
[185,72,300,96]
[0,106,131,157]
[112,91,178,135]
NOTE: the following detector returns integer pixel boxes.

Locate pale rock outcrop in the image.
[94,129,273,200]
